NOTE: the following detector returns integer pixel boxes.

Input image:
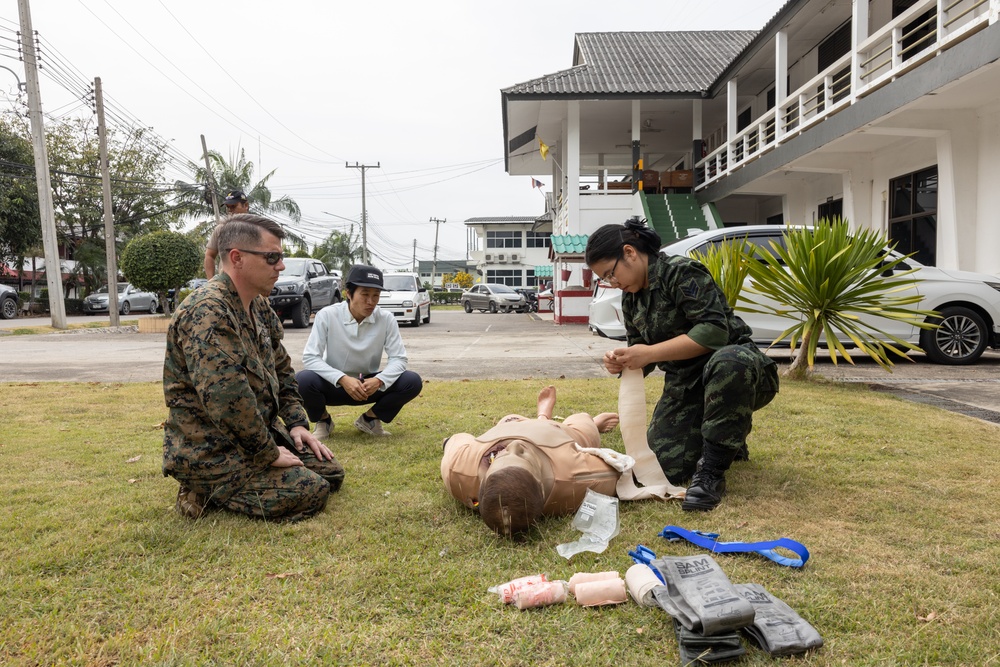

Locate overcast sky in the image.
[2,0,785,269]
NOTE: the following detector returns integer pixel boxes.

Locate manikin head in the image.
[478,440,546,538]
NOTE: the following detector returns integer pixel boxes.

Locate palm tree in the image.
[312,229,362,275]
[689,238,751,309]
[740,219,938,379]
[176,147,306,250]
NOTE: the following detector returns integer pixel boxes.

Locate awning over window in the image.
[548,234,589,261]
[533,265,553,277]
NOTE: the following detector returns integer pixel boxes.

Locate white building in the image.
[502,0,1000,320]
[464,216,553,288]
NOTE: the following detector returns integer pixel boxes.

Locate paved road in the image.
[3,309,999,422]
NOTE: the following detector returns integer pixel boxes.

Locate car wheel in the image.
[488,301,497,314]
[412,308,421,327]
[920,306,988,365]
[291,299,311,328]
[0,296,16,320]
[333,290,342,304]
[120,301,131,315]
[422,305,430,324]
[148,299,158,314]
[463,300,472,313]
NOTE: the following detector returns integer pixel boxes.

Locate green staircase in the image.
[641,192,716,245]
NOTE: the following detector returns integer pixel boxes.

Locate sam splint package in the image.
[734,584,824,656]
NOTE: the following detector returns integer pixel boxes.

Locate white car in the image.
[380,273,431,327]
[587,225,1000,364]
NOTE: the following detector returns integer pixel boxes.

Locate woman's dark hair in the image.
[584,216,662,265]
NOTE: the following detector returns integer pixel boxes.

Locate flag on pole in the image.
[538,137,550,160]
[531,178,544,189]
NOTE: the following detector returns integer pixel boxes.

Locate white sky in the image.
[2,0,785,269]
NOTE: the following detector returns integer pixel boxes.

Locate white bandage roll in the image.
[568,570,620,595]
[574,577,628,607]
[625,564,662,608]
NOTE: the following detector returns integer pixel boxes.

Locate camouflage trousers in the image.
[215,449,344,523]
[649,343,779,484]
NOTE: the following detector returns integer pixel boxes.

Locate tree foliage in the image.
[120,231,201,316]
[741,219,938,378]
[0,116,42,269]
[440,271,473,289]
[176,147,305,250]
[312,229,361,275]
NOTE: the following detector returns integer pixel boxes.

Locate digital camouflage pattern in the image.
[163,272,343,520]
[623,253,778,482]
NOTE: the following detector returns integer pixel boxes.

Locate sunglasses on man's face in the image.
[234,249,284,265]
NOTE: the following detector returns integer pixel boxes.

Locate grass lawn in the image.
[1,378,998,666]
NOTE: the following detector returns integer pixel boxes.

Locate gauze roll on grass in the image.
[568,571,620,595]
[625,564,661,608]
[574,576,627,607]
[513,581,568,610]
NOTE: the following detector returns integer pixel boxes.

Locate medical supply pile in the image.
[492,522,823,664]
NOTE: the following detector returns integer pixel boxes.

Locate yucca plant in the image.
[741,218,938,379]
[690,238,751,308]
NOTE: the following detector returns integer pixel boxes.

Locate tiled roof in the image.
[503,32,756,97]
[533,265,553,278]
[550,234,589,255]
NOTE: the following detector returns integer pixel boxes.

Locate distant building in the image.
[464,215,553,288]
[415,259,477,288]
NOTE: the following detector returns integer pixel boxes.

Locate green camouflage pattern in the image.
[623,254,779,482]
[163,272,340,520]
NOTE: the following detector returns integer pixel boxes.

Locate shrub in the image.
[120,231,201,317]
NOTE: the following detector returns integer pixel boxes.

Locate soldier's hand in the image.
[291,426,334,461]
[603,349,625,374]
[612,345,649,371]
[271,446,305,468]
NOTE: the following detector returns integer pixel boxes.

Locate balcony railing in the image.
[695,0,992,190]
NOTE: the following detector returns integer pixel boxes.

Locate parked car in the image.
[164,278,208,312]
[588,225,1000,364]
[379,272,431,326]
[0,284,19,320]
[82,283,158,315]
[269,258,341,328]
[588,281,625,340]
[461,283,528,313]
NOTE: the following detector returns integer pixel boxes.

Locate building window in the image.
[486,269,523,287]
[526,231,551,248]
[817,198,843,222]
[526,269,537,287]
[888,166,937,266]
[486,231,522,248]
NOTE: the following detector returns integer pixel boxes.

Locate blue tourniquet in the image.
[659,525,810,568]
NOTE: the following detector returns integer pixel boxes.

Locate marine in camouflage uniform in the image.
[623,253,779,508]
[163,272,344,522]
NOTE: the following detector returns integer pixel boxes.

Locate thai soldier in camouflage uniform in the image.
[164,214,344,522]
[585,218,778,512]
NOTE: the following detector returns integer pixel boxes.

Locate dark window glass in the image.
[888,165,937,265]
[526,231,551,248]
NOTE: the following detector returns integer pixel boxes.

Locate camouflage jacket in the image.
[162,272,309,501]
[623,253,753,385]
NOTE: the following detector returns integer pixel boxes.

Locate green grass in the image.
[1,379,998,666]
[3,319,140,335]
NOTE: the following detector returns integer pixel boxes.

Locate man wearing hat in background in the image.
[204,190,251,279]
[296,263,423,437]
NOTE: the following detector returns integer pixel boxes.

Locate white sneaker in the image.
[354,414,390,436]
[313,419,333,439]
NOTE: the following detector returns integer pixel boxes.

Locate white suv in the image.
[588,226,1000,365]
[380,273,431,327]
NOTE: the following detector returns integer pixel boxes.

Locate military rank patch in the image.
[680,277,700,299]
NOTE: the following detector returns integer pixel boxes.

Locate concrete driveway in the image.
[2,309,999,423]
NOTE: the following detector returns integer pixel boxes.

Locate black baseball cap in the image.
[224,190,248,205]
[345,264,387,291]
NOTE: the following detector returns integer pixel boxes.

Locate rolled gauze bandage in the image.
[574,577,628,607]
[568,571,620,595]
[625,564,661,608]
[513,581,568,610]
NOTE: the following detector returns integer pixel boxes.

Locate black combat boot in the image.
[682,444,738,512]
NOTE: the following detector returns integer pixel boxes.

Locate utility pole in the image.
[345,161,379,264]
[429,217,445,290]
[94,77,119,326]
[412,239,417,274]
[201,135,222,225]
[18,0,66,328]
